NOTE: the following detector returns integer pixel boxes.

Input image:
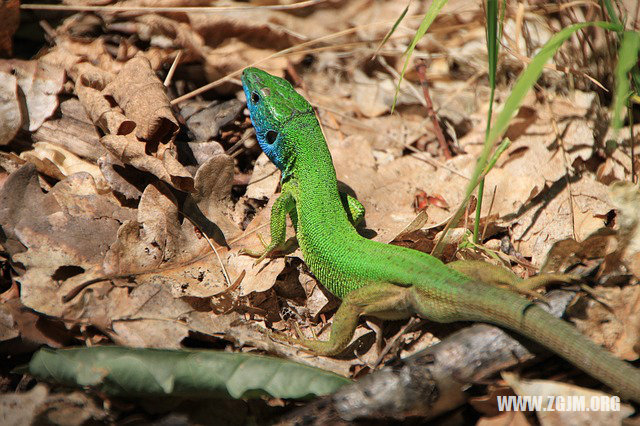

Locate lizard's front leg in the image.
[285,282,413,356]
[241,183,296,263]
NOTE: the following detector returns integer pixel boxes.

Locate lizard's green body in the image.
[241,67,640,401]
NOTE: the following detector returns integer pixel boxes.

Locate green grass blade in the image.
[392,0,449,112]
[373,1,411,58]
[602,0,622,27]
[474,0,499,243]
[434,21,622,255]
[613,30,640,129]
[486,0,499,89]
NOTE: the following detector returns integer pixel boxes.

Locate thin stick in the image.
[21,0,326,13]
[415,59,452,159]
[163,50,182,87]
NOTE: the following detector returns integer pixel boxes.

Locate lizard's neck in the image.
[284,114,354,230]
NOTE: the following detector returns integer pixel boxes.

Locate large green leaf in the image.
[27,347,350,399]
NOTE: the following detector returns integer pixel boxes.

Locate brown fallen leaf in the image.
[569,285,640,361]
[72,56,192,192]
[0,57,65,132]
[104,56,178,142]
[32,98,106,160]
[20,142,110,193]
[0,71,20,146]
[101,133,193,192]
[0,165,135,317]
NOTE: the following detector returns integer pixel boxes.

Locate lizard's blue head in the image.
[241,67,313,178]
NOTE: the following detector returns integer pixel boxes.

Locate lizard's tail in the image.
[415,282,640,402]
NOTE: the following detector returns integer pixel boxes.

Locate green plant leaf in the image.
[26,347,351,399]
[373,1,411,58]
[434,21,622,255]
[392,0,449,111]
[613,30,640,129]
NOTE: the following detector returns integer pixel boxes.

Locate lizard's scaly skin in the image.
[241,67,640,402]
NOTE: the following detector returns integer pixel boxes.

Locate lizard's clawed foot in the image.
[268,323,348,356]
[239,234,276,265]
[240,234,298,266]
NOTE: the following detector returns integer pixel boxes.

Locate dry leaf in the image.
[569,285,640,361]
[0,58,65,132]
[103,56,178,142]
[0,165,135,317]
[20,142,110,192]
[0,71,20,145]
[32,98,105,160]
[245,152,280,200]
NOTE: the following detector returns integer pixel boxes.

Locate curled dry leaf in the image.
[74,63,135,136]
[32,98,105,160]
[20,142,110,193]
[100,133,193,192]
[0,58,65,133]
[73,57,191,191]
[103,56,178,142]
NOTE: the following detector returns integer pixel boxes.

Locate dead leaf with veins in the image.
[72,56,192,192]
[0,165,135,318]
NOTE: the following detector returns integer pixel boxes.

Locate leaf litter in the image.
[1,0,640,422]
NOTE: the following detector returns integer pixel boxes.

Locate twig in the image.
[21,1,326,13]
[163,50,182,87]
[415,59,452,159]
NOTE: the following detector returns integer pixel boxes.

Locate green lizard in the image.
[240,67,640,402]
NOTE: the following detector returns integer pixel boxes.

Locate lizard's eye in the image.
[265,130,278,145]
[251,92,261,103]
